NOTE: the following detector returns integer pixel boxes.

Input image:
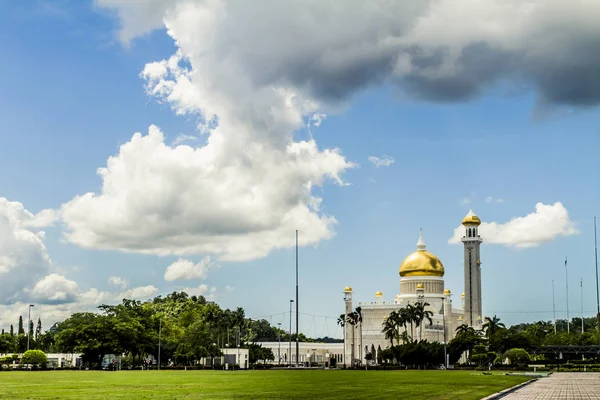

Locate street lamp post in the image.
[277,322,282,365]
[289,300,293,367]
[27,304,34,351]
[441,298,447,369]
[158,315,162,370]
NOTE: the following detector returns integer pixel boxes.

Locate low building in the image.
[256,342,343,365]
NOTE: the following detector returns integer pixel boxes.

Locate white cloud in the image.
[164,256,218,281]
[23,208,59,228]
[61,124,352,261]
[449,202,578,248]
[64,0,600,262]
[120,285,159,300]
[368,155,395,168]
[30,274,79,304]
[108,276,128,289]
[97,0,600,108]
[182,284,218,301]
[486,196,504,204]
[0,198,52,304]
[461,197,472,205]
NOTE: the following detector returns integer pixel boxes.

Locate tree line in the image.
[0,292,337,369]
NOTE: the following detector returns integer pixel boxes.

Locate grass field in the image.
[0,370,531,399]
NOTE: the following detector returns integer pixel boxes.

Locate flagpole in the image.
[594,216,599,352]
[581,278,584,334]
[552,279,557,334]
[295,229,299,368]
[566,256,570,334]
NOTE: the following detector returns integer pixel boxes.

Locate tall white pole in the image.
[27,304,34,351]
[158,316,162,370]
[552,279,557,334]
[581,278,584,334]
[579,278,584,333]
[566,257,570,334]
[594,216,599,351]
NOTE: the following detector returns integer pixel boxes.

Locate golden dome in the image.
[344,286,352,293]
[416,283,424,289]
[461,292,465,298]
[462,208,481,226]
[399,230,444,277]
[443,289,451,295]
[375,291,383,297]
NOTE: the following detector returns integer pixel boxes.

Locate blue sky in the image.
[0,0,599,337]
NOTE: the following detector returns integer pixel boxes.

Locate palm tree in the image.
[455,324,472,335]
[337,314,346,328]
[483,315,505,338]
[413,302,434,341]
[404,304,417,340]
[382,314,399,347]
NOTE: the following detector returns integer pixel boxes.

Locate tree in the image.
[21,350,48,367]
[10,325,14,336]
[18,316,24,335]
[483,315,505,338]
[55,313,123,369]
[503,348,530,367]
[35,318,42,341]
[413,302,433,341]
[0,334,14,353]
[382,315,398,347]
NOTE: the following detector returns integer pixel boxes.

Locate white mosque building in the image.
[342,209,484,365]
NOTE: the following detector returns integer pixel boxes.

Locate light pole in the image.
[441,298,447,369]
[277,322,282,365]
[158,315,162,370]
[27,304,34,351]
[289,300,293,367]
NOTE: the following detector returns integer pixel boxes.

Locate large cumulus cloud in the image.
[97,0,600,107]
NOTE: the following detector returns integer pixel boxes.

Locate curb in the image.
[480,378,538,400]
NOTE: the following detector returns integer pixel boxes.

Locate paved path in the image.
[501,373,600,399]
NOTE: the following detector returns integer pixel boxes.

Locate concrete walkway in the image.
[501,373,600,399]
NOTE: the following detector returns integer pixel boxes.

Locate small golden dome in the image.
[375,291,383,297]
[416,283,424,289]
[344,286,352,293]
[459,315,463,320]
[443,289,451,295]
[462,208,481,226]
[399,230,445,277]
[461,292,465,298]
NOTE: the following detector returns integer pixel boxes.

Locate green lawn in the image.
[0,370,530,399]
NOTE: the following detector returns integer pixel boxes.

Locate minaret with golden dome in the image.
[461,208,483,327]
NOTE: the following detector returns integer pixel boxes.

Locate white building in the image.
[343,209,484,366]
[256,341,343,365]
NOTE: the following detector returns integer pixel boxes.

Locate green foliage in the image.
[0,333,15,354]
[248,343,274,365]
[21,350,48,366]
[503,348,530,367]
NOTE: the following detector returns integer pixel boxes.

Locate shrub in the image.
[21,350,48,367]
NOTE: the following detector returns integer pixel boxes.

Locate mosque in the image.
[342,209,484,365]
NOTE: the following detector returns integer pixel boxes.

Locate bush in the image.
[21,350,48,367]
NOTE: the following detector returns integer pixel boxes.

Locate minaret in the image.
[343,286,354,367]
[461,209,483,328]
